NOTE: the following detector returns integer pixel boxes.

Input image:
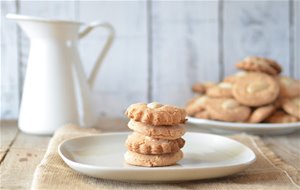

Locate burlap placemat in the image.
[31,124,300,190]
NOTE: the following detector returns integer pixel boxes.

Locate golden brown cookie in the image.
[278,76,300,98]
[282,97,300,119]
[206,82,233,98]
[236,56,282,75]
[248,104,276,123]
[194,110,210,119]
[203,82,217,90]
[205,98,251,122]
[127,120,186,140]
[185,96,209,116]
[124,150,183,167]
[192,83,206,94]
[265,110,298,123]
[126,132,185,155]
[232,72,280,107]
[125,102,186,126]
[223,71,248,84]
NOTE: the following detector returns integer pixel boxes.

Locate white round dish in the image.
[187,116,300,135]
[58,132,256,182]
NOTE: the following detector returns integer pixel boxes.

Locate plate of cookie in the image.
[186,56,300,135]
[59,132,256,182]
[59,102,256,182]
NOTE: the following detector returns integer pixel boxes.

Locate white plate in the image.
[58,132,256,182]
[187,116,300,135]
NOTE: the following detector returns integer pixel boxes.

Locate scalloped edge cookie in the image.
[125,102,186,126]
[127,120,186,140]
[126,132,185,155]
[124,150,183,167]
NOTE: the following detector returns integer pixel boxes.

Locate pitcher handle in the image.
[79,21,115,88]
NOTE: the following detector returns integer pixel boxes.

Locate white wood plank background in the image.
[223,1,291,77]
[1,0,19,119]
[293,0,300,79]
[78,1,148,117]
[151,1,220,106]
[1,0,299,119]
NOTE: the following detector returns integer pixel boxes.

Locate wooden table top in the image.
[1,119,300,189]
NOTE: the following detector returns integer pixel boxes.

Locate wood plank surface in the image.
[0,121,18,162]
[0,120,299,190]
[78,1,149,117]
[262,130,300,170]
[293,0,300,79]
[151,1,220,106]
[0,128,50,190]
[0,0,19,119]
[222,1,291,77]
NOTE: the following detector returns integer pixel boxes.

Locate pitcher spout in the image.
[6,14,81,40]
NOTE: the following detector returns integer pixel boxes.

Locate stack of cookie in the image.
[124,102,187,167]
[187,56,300,123]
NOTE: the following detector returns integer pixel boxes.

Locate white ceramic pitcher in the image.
[6,14,115,135]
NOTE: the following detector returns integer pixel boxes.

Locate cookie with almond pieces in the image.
[265,110,298,123]
[236,56,281,75]
[232,72,279,107]
[248,104,276,123]
[205,98,251,122]
[206,82,233,98]
[278,76,300,98]
[282,97,300,119]
[185,95,209,116]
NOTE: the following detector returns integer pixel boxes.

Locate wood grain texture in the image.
[262,130,300,170]
[223,1,291,77]
[0,121,18,162]
[78,1,148,117]
[0,0,19,119]
[0,129,50,190]
[151,1,220,106]
[293,0,300,79]
[0,120,299,189]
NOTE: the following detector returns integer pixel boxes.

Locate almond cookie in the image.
[127,120,186,140]
[232,72,280,107]
[194,110,210,119]
[223,71,248,84]
[206,82,233,98]
[125,102,186,126]
[205,98,251,122]
[203,82,217,90]
[248,104,276,123]
[265,110,298,123]
[282,97,300,119]
[236,56,281,75]
[192,83,206,94]
[126,132,185,155]
[278,76,300,98]
[124,150,183,167]
[185,95,209,116]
